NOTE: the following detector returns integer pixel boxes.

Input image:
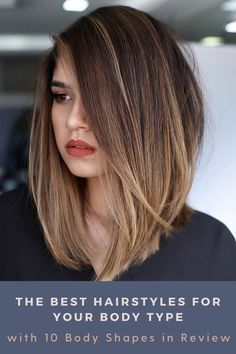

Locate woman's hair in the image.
[28,5,204,281]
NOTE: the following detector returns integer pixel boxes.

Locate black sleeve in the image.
[176,211,236,280]
[0,186,93,281]
[208,220,236,279]
[0,187,27,279]
[120,211,236,281]
[0,186,44,280]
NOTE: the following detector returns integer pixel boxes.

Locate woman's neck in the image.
[84,177,111,273]
[85,176,109,220]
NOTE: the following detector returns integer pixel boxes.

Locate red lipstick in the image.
[65,139,96,157]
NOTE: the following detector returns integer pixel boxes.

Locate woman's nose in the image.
[66,101,90,131]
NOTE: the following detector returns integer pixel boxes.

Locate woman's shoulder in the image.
[0,185,25,202]
[0,184,33,213]
[0,185,36,235]
[182,209,235,246]
[168,209,236,279]
[190,209,231,228]
[122,210,236,281]
[168,209,236,258]
[0,185,55,281]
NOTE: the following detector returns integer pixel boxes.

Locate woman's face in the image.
[51,58,107,178]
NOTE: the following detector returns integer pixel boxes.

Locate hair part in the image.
[28,5,205,280]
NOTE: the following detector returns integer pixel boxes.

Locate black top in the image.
[0,185,236,281]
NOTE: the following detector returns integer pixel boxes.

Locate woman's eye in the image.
[51,93,72,104]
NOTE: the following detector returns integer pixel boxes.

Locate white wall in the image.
[189,44,236,237]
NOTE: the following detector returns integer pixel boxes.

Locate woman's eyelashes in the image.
[51,91,72,104]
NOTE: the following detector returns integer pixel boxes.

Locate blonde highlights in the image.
[28,6,204,280]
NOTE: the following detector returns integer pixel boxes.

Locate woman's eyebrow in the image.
[51,80,71,89]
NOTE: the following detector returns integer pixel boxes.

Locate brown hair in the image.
[28,5,205,280]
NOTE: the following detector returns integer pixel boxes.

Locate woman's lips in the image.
[66,146,96,157]
[66,138,95,149]
[65,138,96,157]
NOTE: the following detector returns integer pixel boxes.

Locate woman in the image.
[0,5,235,281]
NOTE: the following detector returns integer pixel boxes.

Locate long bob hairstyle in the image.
[29,5,204,281]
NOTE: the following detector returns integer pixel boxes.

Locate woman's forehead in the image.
[52,57,78,89]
